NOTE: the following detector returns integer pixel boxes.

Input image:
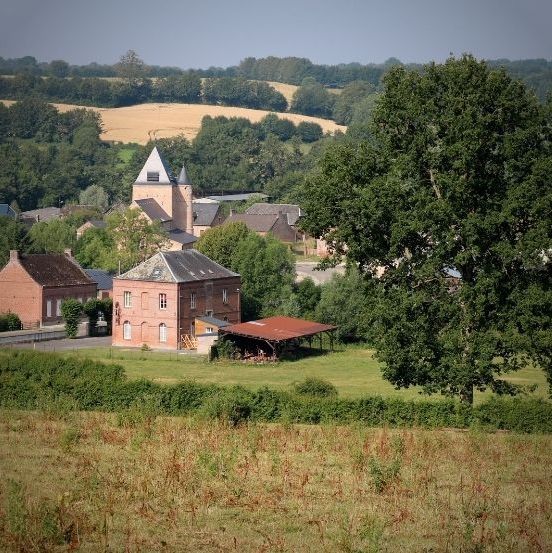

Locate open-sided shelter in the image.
[219,316,337,359]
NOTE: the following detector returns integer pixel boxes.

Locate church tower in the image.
[174,165,194,235]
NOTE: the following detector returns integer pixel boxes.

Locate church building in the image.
[131,147,197,250]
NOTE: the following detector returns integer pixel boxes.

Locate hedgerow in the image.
[0,350,550,433]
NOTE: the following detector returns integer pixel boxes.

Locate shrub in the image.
[292,377,338,398]
[199,387,253,426]
[0,312,22,332]
[61,299,83,338]
[1,350,551,433]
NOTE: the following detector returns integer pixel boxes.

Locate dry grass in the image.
[1,409,550,551]
[1,100,346,145]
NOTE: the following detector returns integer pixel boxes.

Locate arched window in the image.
[159,323,167,343]
[123,321,132,340]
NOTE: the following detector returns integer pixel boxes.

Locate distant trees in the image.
[331,80,376,125]
[28,219,76,254]
[79,184,109,211]
[0,216,27,266]
[291,78,335,118]
[202,77,287,111]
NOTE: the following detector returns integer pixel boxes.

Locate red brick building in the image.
[0,250,97,328]
[112,250,241,350]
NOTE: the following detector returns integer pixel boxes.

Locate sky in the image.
[1,0,551,68]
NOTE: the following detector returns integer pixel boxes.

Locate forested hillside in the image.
[0,98,331,211]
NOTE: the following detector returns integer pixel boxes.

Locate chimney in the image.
[64,248,73,257]
[9,250,19,262]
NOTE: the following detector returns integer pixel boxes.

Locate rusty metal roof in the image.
[220,316,336,342]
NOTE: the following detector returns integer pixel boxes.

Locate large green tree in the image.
[301,56,552,403]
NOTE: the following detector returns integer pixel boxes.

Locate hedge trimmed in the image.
[0,350,550,433]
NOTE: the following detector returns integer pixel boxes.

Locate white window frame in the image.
[124,291,132,308]
[206,327,213,334]
[123,321,132,340]
[159,293,167,310]
[190,292,196,309]
[159,323,167,343]
[222,288,228,304]
[56,299,62,317]
[46,300,52,318]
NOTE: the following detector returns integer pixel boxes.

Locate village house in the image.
[224,211,298,242]
[130,147,197,250]
[112,249,241,350]
[84,269,113,299]
[245,202,302,227]
[0,250,97,328]
[192,201,226,236]
[76,220,106,239]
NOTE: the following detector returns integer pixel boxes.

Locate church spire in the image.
[177,165,192,185]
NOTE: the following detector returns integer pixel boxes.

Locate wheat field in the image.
[1,100,346,144]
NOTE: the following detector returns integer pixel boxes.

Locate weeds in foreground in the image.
[0,410,550,551]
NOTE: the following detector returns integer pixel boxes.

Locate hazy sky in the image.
[1,0,551,68]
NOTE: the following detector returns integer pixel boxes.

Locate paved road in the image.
[13,336,112,352]
[295,261,345,284]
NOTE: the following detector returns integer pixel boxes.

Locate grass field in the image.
[1,409,550,551]
[59,345,550,404]
[1,100,346,145]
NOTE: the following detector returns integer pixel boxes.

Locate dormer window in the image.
[147,172,159,182]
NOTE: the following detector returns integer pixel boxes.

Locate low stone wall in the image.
[0,327,67,345]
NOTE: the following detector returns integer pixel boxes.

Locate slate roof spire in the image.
[177,165,192,185]
[134,146,176,185]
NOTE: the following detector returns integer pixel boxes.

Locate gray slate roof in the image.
[225,212,279,232]
[20,206,61,223]
[177,166,192,185]
[196,316,231,328]
[245,203,302,226]
[117,250,239,283]
[206,193,268,202]
[193,202,222,226]
[84,269,114,290]
[0,204,17,218]
[169,229,197,245]
[135,198,171,222]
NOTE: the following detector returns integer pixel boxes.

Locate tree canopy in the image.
[196,223,295,320]
[301,55,552,402]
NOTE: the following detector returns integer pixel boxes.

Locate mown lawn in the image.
[62,345,549,404]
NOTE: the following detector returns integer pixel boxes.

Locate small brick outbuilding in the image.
[0,250,97,328]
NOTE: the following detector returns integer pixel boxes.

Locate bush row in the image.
[0,350,550,433]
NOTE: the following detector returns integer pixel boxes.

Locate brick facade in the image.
[0,251,97,328]
[112,276,241,350]
[111,250,241,350]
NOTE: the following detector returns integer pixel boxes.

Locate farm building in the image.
[245,203,303,227]
[76,220,106,239]
[219,316,337,359]
[192,201,227,236]
[0,250,97,328]
[112,249,241,350]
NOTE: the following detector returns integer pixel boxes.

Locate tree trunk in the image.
[459,385,474,405]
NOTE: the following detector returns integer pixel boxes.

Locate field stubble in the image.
[0,409,550,552]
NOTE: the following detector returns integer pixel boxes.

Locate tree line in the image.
[0,74,287,111]
[2,54,551,100]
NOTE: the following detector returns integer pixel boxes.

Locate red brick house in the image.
[0,250,97,328]
[112,250,241,350]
